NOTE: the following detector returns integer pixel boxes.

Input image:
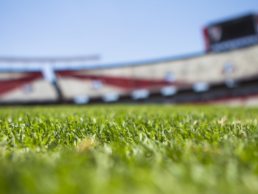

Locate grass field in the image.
[0,105,257,194]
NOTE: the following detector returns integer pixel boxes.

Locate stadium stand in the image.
[0,44,257,104]
[0,12,257,105]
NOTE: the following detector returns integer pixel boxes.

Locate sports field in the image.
[0,105,257,194]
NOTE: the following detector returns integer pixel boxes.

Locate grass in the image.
[0,105,257,194]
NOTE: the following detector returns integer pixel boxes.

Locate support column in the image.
[41,65,64,102]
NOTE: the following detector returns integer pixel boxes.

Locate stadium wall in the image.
[0,45,258,104]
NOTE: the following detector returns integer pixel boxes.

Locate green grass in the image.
[0,105,257,194]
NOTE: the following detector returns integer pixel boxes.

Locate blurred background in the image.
[0,0,258,105]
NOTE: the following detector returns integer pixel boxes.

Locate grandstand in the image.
[0,12,258,105]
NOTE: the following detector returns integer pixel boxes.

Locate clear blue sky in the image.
[0,0,257,63]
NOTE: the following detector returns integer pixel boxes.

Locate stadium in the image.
[1,3,258,194]
[1,13,258,105]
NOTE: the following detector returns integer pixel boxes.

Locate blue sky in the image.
[0,0,257,63]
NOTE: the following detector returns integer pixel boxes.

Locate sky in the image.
[0,0,257,63]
